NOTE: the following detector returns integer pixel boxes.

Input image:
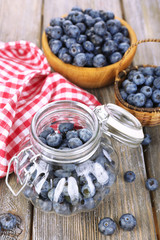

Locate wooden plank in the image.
[31,0,157,239]
[0,0,43,239]
[122,0,160,238]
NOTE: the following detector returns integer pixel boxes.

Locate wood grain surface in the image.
[0,0,159,239]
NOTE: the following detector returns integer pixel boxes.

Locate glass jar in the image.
[6,101,144,216]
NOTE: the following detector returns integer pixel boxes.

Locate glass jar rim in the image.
[30,100,101,164]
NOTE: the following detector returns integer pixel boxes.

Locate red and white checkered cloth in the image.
[0,40,100,178]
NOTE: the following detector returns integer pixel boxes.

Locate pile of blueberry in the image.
[22,123,117,215]
[119,66,160,108]
[0,213,21,232]
[45,7,131,67]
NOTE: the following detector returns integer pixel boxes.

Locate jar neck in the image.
[30,101,101,164]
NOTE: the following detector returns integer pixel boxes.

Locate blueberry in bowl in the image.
[42,7,137,88]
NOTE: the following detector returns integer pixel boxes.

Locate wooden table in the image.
[0,0,160,239]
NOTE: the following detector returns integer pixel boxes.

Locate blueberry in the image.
[102,40,118,55]
[67,25,80,39]
[80,198,95,210]
[39,136,47,144]
[106,19,120,35]
[60,34,69,44]
[93,54,107,67]
[76,22,86,33]
[66,130,78,140]
[119,88,128,100]
[122,79,130,88]
[153,77,160,89]
[23,186,37,199]
[95,155,107,167]
[84,8,92,15]
[81,184,95,198]
[155,66,160,76]
[120,26,129,37]
[68,137,83,148]
[106,170,116,187]
[38,199,53,212]
[39,127,55,138]
[71,6,83,12]
[62,163,76,172]
[119,213,137,231]
[142,133,151,145]
[125,82,137,94]
[145,99,153,108]
[127,94,135,105]
[50,17,64,27]
[83,41,94,52]
[71,11,85,23]
[124,171,136,182]
[140,86,152,98]
[61,53,72,63]
[99,10,108,21]
[62,20,72,33]
[94,46,102,55]
[90,34,103,46]
[78,128,93,142]
[69,43,83,57]
[77,34,87,44]
[141,67,154,76]
[145,178,159,191]
[58,47,68,60]
[46,133,62,147]
[145,75,154,86]
[103,31,112,41]
[118,42,130,54]
[109,51,122,64]
[84,14,96,27]
[85,27,94,38]
[50,40,62,55]
[48,188,55,201]
[89,10,100,18]
[53,202,71,215]
[50,26,63,39]
[106,11,115,20]
[0,213,19,230]
[133,93,146,107]
[54,169,71,178]
[98,217,117,236]
[133,73,145,85]
[40,180,51,199]
[59,123,74,133]
[128,70,140,81]
[45,26,54,38]
[122,36,130,45]
[94,17,102,23]
[152,89,160,103]
[74,53,87,67]
[85,53,94,67]
[113,32,124,44]
[94,21,106,36]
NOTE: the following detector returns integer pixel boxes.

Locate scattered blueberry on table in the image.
[145,178,159,191]
[98,217,117,236]
[0,213,21,231]
[45,7,131,67]
[124,171,136,182]
[119,213,137,231]
[119,66,160,108]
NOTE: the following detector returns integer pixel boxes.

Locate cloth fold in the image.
[0,40,100,178]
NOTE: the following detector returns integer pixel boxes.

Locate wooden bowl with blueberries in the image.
[42,7,137,88]
[114,39,160,126]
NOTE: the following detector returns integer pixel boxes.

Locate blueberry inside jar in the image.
[12,101,119,216]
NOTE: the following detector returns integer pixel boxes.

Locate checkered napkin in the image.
[0,40,100,178]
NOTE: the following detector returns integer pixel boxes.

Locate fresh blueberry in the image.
[69,43,83,57]
[113,32,124,44]
[50,40,62,55]
[94,17,102,22]
[53,202,71,215]
[122,36,130,45]
[124,171,136,182]
[40,180,51,199]
[133,93,146,107]
[90,34,103,46]
[78,128,93,142]
[54,169,71,178]
[50,26,63,39]
[23,186,37,199]
[85,53,94,67]
[106,11,115,20]
[67,25,80,38]
[74,53,87,67]
[119,88,128,100]
[127,70,140,81]
[71,6,83,12]
[59,123,74,134]
[50,17,64,27]
[153,77,160,89]
[45,26,54,38]
[81,183,96,198]
[94,46,102,55]
[77,34,87,44]
[39,127,55,138]
[84,8,92,15]
[66,130,78,140]
[140,86,152,98]
[122,79,130,88]
[61,53,72,63]
[68,137,83,148]
[119,213,137,231]
[83,41,94,52]
[39,136,47,144]
[62,20,72,33]
[141,67,154,76]
[84,14,96,27]
[103,31,112,41]
[94,21,106,36]
[93,54,107,67]
[145,178,159,191]
[133,73,145,85]
[71,11,85,23]
[142,133,151,145]
[145,99,153,108]
[106,19,120,35]
[62,163,76,172]
[46,133,62,147]
[79,198,95,210]
[76,22,86,33]
[89,9,100,18]
[106,170,116,187]
[109,51,122,64]
[118,42,130,54]
[38,199,53,212]
[120,26,129,37]
[152,89,160,103]
[95,155,107,167]
[0,213,20,230]
[60,34,69,44]
[127,94,135,105]
[58,47,68,60]
[85,27,94,38]
[98,217,117,236]
[145,75,154,86]
[102,40,118,55]
[155,66,160,76]
[125,82,137,94]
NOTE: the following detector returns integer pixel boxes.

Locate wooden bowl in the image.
[42,17,137,88]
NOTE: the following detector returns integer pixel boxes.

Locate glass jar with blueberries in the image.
[6,100,144,216]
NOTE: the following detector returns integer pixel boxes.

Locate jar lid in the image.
[94,103,144,148]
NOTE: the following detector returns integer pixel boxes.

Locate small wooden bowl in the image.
[114,39,160,127]
[42,17,137,88]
